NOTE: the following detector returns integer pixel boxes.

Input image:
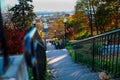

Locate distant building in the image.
[64,14,70,17]
[35,11,74,24]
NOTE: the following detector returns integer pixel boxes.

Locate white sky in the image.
[32,0,77,12]
[2,0,77,12]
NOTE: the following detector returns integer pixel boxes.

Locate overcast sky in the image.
[32,0,77,12]
[2,0,77,12]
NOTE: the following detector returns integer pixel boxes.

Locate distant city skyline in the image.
[1,0,77,12]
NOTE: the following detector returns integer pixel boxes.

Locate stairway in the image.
[46,43,99,80]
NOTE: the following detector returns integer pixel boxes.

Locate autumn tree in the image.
[95,0,120,33]
[9,0,36,30]
[48,18,65,39]
[70,0,91,39]
[1,0,36,54]
[75,0,120,35]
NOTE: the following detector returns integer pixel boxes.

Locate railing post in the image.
[73,45,77,63]
[0,2,9,72]
[33,41,46,80]
[115,32,120,77]
[92,38,95,71]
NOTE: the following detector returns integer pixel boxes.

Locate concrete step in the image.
[77,72,99,80]
[51,69,91,80]
[51,72,99,80]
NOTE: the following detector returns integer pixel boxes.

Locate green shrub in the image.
[66,46,75,61]
[76,51,92,66]
[28,67,34,80]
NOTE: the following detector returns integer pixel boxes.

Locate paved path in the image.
[46,43,99,80]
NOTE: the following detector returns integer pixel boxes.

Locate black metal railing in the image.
[73,29,120,78]
[24,27,46,80]
[0,3,9,74]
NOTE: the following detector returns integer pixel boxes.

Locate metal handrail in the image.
[24,27,36,54]
[72,29,120,78]
[73,29,120,44]
[24,27,46,80]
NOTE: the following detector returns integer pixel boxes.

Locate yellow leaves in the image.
[53,38,58,41]
[75,30,90,39]
[36,22,43,30]
[37,30,44,39]
[99,71,111,80]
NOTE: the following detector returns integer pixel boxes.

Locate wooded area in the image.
[1,0,120,54]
